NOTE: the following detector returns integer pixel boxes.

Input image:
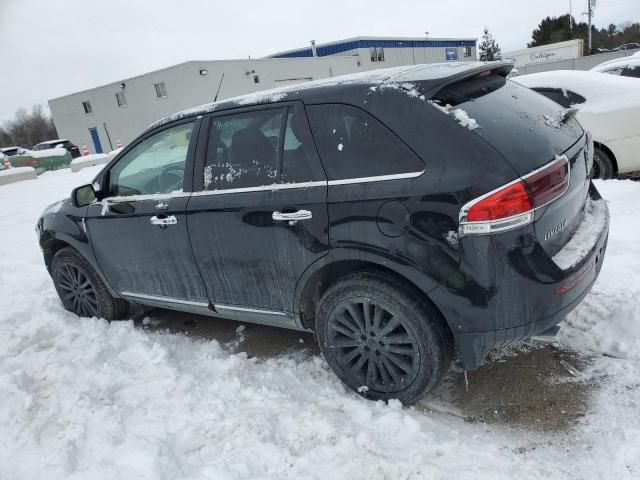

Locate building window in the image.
[154,81,168,97]
[253,74,260,84]
[115,91,127,107]
[464,46,472,57]
[370,46,385,62]
[82,101,92,114]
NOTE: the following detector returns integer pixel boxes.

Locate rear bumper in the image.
[454,244,605,368]
[430,184,609,369]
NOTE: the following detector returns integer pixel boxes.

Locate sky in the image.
[1,0,638,123]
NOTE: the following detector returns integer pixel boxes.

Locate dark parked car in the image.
[1,146,21,157]
[37,62,609,403]
[613,43,640,51]
[33,139,81,158]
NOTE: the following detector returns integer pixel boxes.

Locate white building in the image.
[503,39,584,68]
[49,36,477,152]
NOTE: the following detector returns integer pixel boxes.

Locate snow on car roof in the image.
[148,62,509,131]
[36,139,68,146]
[591,56,640,72]
[513,70,640,113]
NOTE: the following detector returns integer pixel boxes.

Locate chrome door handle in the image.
[150,215,178,227]
[272,209,313,225]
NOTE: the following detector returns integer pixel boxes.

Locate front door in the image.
[86,119,208,308]
[187,103,329,318]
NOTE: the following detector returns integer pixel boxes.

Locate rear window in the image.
[306,104,423,181]
[431,74,584,174]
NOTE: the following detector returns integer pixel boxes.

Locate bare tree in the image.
[0,105,58,148]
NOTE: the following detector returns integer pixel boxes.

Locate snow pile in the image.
[0,166,37,177]
[70,153,110,165]
[0,166,38,185]
[1,169,640,478]
[70,154,111,172]
[108,147,124,157]
[552,196,607,269]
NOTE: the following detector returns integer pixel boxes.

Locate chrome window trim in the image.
[121,291,209,307]
[214,303,288,316]
[459,155,570,237]
[327,170,424,186]
[100,170,425,202]
[193,181,327,196]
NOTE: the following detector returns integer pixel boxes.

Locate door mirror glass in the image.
[72,184,97,207]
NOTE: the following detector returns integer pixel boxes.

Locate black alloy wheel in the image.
[327,299,419,393]
[54,262,99,317]
[316,271,453,404]
[51,246,129,320]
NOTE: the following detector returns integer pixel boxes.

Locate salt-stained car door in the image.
[85,119,209,309]
[187,103,329,322]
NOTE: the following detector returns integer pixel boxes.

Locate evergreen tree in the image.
[479,27,502,61]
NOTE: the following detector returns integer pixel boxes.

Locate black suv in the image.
[37,63,609,404]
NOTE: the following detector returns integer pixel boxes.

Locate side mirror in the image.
[72,184,97,207]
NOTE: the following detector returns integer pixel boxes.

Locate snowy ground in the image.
[1,167,639,479]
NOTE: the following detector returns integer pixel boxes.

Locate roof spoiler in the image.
[424,61,514,98]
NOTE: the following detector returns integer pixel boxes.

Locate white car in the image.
[590,56,640,79]
[513,71,640,178]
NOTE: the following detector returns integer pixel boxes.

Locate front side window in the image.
[203,109,283,190]
[109,122,194,196]
[307,104,424,181]
[82,101,92,114]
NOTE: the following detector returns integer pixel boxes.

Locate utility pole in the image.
[588,0,595,52]
[570,0,573,33]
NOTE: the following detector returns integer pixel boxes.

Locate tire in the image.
[51,247,128,320]
[315,271,452,404]
[592,147,615,179]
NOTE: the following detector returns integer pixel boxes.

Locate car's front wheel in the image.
[316,272,452,404]
[51,247,128,320]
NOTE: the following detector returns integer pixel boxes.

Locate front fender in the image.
[38,199,120,298]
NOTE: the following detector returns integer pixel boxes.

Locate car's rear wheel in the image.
[592,147,615,179]
[51,247,128,320]
[315,272,452,404]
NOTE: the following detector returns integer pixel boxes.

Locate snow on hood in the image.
[513,70,640,114]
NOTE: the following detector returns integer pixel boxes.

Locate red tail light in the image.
[460,156,569,236]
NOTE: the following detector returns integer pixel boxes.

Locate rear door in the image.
[187,102,328,322]
[86,119,209,307]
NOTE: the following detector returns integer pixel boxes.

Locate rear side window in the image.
[622,67,640,78]
[529,88,586,108]
[203,109,283,190]
[306,104,423,181]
